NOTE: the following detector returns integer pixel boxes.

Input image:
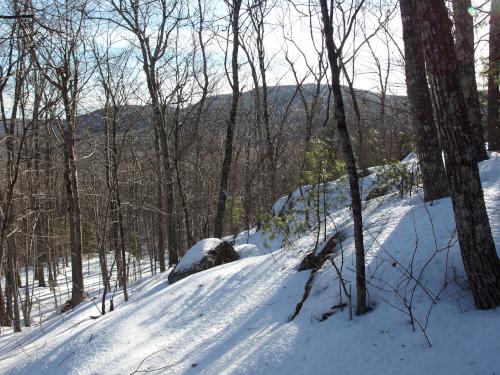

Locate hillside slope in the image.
[0,155,499,375]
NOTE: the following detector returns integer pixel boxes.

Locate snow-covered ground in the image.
[0,154,499,375]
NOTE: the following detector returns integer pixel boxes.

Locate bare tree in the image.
[29,0,92,309]
[109,0,184,266]
[214,0,243,238]
[318,0,368,315]
[92,40,135,302]
[0,8,20,328]
[1,17,28,331]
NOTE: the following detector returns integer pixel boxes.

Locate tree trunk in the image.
[488,0,500,151]
[62,122,84,308]
[173,102,194,249]
[341,65,366,171]
[413,0,500,309]
[153,125,167,272]
[255,15,276,204]
[57,69,85,310]
[400,0,449,201]
[452,0,488,161]
[117,199,128,302]
[35,249,46,287]
[109,104,128,300]
[23,258,31,327]
[214,0,243,238]
[0,63,25,326]
[31,101,46,288]
[0,279,10,327]
[6,237,21,332]
[45,122,58,292]
[146,100,179,267]
[153,105,179,266]
[319,0,367,315]
[163,146,179,267]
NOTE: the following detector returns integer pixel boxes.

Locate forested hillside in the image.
[0,153,499,374]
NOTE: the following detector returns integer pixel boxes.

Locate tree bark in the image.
[161,127,179,267]
[109,105,128,300]
[60,81,85,308]
[153,127,166,272]
[488,0,500,151]
[62,128,85,308]
[400,0,449,201]
[452,0,488,161]
[148,83,178,267]
[413,0,500,309]
[151,99,179,267]
[319,0,367,315]
[0,278,10,327]
[0,42,27,325]
[6,236,21,332]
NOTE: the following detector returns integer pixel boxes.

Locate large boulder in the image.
[168,238,240,284]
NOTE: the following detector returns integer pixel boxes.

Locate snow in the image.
[270,154,418,230]
[234,244,262,258]
[233,227,283,255]
[1,154,499,374]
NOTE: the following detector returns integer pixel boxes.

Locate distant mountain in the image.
[77,105,152,135]
[0,85,408,138]
[75,84,410,138]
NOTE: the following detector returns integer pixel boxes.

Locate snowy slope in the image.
[0,154,499,375]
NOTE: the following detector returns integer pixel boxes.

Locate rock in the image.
[298,232,341,272]
[168,240,240,284]
[292,233,341,321]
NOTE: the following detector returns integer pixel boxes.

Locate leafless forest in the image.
[0,0,499,333]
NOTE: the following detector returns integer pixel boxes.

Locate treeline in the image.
[0,0,499,332]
